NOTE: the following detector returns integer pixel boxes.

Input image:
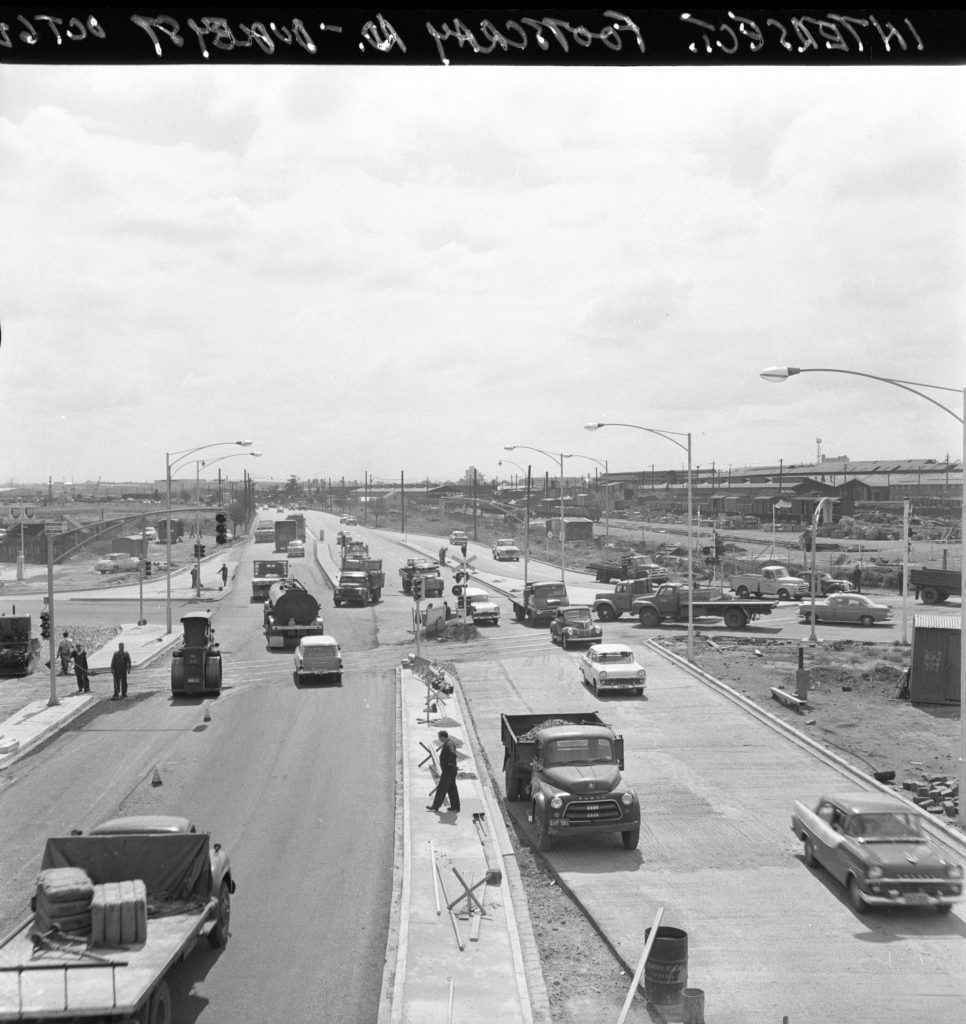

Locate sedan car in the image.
[449,530,469,546]
[799,570,853,595]
[791,791,963,913]
[94,552,141,573]
[549,606,602,649]
[799,593,892,626]
[287,540,305,558]
[578,643,647,696]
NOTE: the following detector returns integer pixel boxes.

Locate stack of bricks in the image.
[902,775,959,818]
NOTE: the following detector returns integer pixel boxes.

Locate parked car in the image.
[450,530,469,546]
[791,791,963,913]
[799,593,892,626]
[293,634,342,685]
[344,515,358,526]
[799,570,853,595]
[549,606,602,649]
[94,552,141,573]
[578,643,647,696]
[287,540,305,558]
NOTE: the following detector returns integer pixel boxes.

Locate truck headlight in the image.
[550,796,563,810]
[867,865,884,880]
[599,671,608,679]
[564,628,573,636]
[637,671,646,680]
[947,864,964,879]
[620,793,634,806]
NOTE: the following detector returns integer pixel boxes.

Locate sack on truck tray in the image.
[32,866,95,938]
[91,879,148,946]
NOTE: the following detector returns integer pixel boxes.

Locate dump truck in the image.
[507,581,569,626]
[591,578,657,621]
[263,579,325,648]
[0,814,235,1024]
[333,560,386,606]
[251,559,289,602]
[634,583,778,630]
[399,558,444,597]
[500,712,640,852]
[0,613,40,677]
[729,564,808,600]
[909,567,961,605]
[586,554,669,585]
[341,540,369,567]
[274,519,297,553]
[170,611,222,696]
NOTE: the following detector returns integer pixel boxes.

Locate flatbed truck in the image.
[634,583,778,630]
[909,568,961,605]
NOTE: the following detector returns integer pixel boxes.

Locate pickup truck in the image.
[634,583,778,630]
[592,578,657,621]
[586,554,668,585]
[508,581,569,626]
[0,815,235,1023]
[729,564,808,600]
[491,538,521,561]
[500,712,640,851]
[399,558,444,597]
[909,568,961,605]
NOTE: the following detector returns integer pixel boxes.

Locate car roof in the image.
[299,634,338,646]
[89,815,195,835]
[824,791,912,814]
[587,643,633,655]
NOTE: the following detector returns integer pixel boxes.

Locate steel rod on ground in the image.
[617,906,664,1024]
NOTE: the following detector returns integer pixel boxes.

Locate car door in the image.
[808,801,845,874]
[823,595,845,622]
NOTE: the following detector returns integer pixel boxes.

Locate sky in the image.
[1,54,964,489]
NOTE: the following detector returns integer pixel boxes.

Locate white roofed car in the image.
[293,634,342,686]
[94,552,141,573]
[578,643,647,697]
[287,539,305,558]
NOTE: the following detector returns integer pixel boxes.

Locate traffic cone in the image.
[203,706,211,723]
[151,766,162,787]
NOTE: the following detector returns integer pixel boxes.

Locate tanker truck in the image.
[263,579,325,649]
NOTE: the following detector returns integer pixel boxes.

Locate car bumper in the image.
[860,886,962,907]
[597,678,646,691]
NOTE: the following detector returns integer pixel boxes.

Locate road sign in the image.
[9,506,21,520]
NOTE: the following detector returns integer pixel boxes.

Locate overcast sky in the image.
[1,61,963,488]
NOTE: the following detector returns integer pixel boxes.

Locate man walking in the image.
[57,631,74,675]
[72,645,90,694]
[426,729,461,813]
[110,642,132,700]
[220,563,229,588]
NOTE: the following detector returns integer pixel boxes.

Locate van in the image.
[293,635,342,685]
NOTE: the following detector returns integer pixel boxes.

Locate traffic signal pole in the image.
[45,533,58,707]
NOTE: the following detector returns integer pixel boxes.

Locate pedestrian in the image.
[110,642,132,700]
[190,566,199,589]
[57,631,74,675]
[72,645,90,694]
[220,564,228,587]
[851,565,863,594]
[427,729,461,813]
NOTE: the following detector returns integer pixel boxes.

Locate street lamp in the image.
[805,497,833,643]
[165,440,253,633]
[504,445,572,582]
[761,365,965,824]
[571,453,610,541]
[586,421,694,661]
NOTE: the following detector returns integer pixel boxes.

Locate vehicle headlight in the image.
[599,671,608,679]
[867,865,884,879]
[637,671,647,680]
[620,792,634,806]
[550,796,563,810]
[947,864,964,879]
[592,627,601,635]
[564,628,573,636]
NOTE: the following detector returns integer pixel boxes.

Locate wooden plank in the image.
[770,687,806,713]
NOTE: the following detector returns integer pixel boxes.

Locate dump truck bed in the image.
[0,900,215,1020]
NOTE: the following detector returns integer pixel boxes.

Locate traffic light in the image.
[454,571,466,584]
[451,585,464,597]
[412,576,423,601]
[144,559,152,577]
[193,543,206,558]
[215,512,229,546]
[40,610,50,639]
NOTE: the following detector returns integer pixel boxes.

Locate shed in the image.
[908,614,960,705]
[545,517,594,541]
[113,535,148,557]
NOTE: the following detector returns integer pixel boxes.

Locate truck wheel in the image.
[208,880,232,947]
[777,588,791,601]
[621,827,640,850]
[597,605,616,622]
[859,615,875,627]
[504,765,520,801]
[638,607,660,628]
[723,608,747,629]
[919,586,941,604]
[334,599,341,607]
[293,671,301,688]
[735,585,750,598]
[136,981,172,1024]
[525,609,534,627]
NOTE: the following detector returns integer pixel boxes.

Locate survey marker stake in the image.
[429,841,441,916]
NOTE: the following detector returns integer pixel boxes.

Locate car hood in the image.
[470,602,500,614]
[542,763,621,794]
[860,839,951,873]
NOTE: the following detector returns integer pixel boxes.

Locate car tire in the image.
[859,615,874,627]
[803,837,817,868]
[208,881,232,947]
[334,599,341,607]
[561,636,569,650]
[847,876,869,914]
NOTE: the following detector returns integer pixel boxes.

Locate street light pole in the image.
[504,445,573,583]
[572,454,610,541]
[761,365,965,824]
[586,421,694,662]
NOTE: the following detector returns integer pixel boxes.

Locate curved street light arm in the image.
[585,421,690,454]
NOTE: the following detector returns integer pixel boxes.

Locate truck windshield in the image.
[544,736,615,766]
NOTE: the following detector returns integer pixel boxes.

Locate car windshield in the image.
[852,812,923,840]
[598,650,633,663]
[562,610,592,625]
[543,736,615,766]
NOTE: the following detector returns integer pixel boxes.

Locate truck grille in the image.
[564,799,622,822]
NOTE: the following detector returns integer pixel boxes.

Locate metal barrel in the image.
[643,926,688,1004]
